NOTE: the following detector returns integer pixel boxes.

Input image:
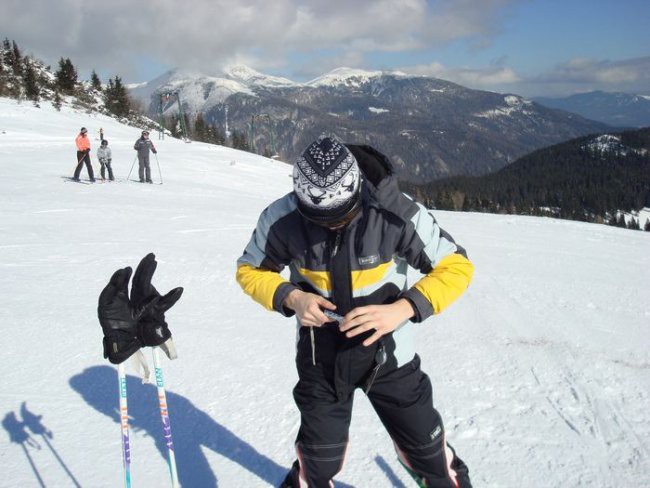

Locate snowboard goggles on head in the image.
[298,197,361,230]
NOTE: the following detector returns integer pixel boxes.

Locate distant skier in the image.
[236,136,475,487]
[99,127,104,143]
[73,127,95,182]
[133,130,157,183]
[97,139,114,181]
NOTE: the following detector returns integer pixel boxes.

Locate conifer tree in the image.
[627,217,640,230]
[52,89,62,111]
[55,58,77,93]
[11,40,22,76]
[91,70,102,91]
[2,38,13,67]
[644,218,650,232]
[22,59,39,103]
[194,113,207,142]
[104,76,131,117]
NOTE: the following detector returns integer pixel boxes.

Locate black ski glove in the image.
[130,253,183,348]
[98,267,141,364]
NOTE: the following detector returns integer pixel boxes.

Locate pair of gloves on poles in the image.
[98,253,183,364]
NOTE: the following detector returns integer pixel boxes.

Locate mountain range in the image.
[534,91,650,128]
[129,66,609,182]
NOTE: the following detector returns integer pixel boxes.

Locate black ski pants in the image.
[289,339,471,488]
[74,150,94,180]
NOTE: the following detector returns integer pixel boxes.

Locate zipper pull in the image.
[364,344,387,394]
[331,231,342,258]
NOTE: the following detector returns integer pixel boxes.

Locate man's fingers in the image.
[341,306,374,328]
[316,296,336,310]
[341,309,376,332]
[311,308,329,325]
[363,330,383,347]
[344,318,375,337]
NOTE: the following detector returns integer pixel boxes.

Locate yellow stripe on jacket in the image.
[413,253,474,314]
[298,261,395,294]
[236,264,288,311]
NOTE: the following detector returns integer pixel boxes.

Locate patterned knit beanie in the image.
[293,136,362,224]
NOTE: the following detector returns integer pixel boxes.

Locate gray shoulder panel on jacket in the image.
[237,193,297,269]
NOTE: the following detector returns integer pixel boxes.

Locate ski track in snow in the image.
[0,97,649,487]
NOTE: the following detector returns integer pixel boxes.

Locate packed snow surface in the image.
[0,98,649,487]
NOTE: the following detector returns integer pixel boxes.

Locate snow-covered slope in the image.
[0,98,648,487]
[129,65,298,116]
[306,67,386,88]
[223,65,298,88]
[129,68,256,116]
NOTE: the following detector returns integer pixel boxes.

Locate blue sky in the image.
[1,0,648,97]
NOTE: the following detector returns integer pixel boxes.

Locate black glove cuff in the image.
[103,333,141,364]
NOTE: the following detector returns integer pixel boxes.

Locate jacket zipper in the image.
[310,229,345,366]
[331,230,342,258]
[364,342,387,394]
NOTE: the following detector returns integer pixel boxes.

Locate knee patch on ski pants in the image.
[292,355,352,487]
[367,356,471,487]
[296,440,347,487]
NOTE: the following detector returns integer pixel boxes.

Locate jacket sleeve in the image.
[236,198,298,316]
[134,140,139,150]
[397,200,474,322]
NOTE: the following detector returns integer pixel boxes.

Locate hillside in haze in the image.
[534,91,650,128]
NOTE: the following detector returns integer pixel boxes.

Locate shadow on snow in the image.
[69,365,288,487]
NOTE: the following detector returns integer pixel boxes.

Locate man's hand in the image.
[340,299,415,346]
[283,289,336,327]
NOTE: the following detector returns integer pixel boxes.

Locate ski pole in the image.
[152,347,179,487]
[71,152,86,174]
[127,156,138,182]
[154,153,163,185]
[118,363,132,488]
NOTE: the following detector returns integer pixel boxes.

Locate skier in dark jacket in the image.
[237,136,474,487]
[133,130,157,183]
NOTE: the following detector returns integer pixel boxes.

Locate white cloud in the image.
[403,62,521,87]
[400,56,650,97]
[523,56,650,96]
[0,0,519,80]
[540,57,650,84]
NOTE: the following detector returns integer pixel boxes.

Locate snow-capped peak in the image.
[306,67,384,88]
[583,134,648,157]
[223,65,298,88]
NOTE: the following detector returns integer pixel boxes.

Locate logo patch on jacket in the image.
[358,254,380,266]
[430,425,442,441]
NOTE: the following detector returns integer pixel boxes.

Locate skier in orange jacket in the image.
[73,127,95,182]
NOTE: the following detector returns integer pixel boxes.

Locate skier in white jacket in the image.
[97,139,114,181]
